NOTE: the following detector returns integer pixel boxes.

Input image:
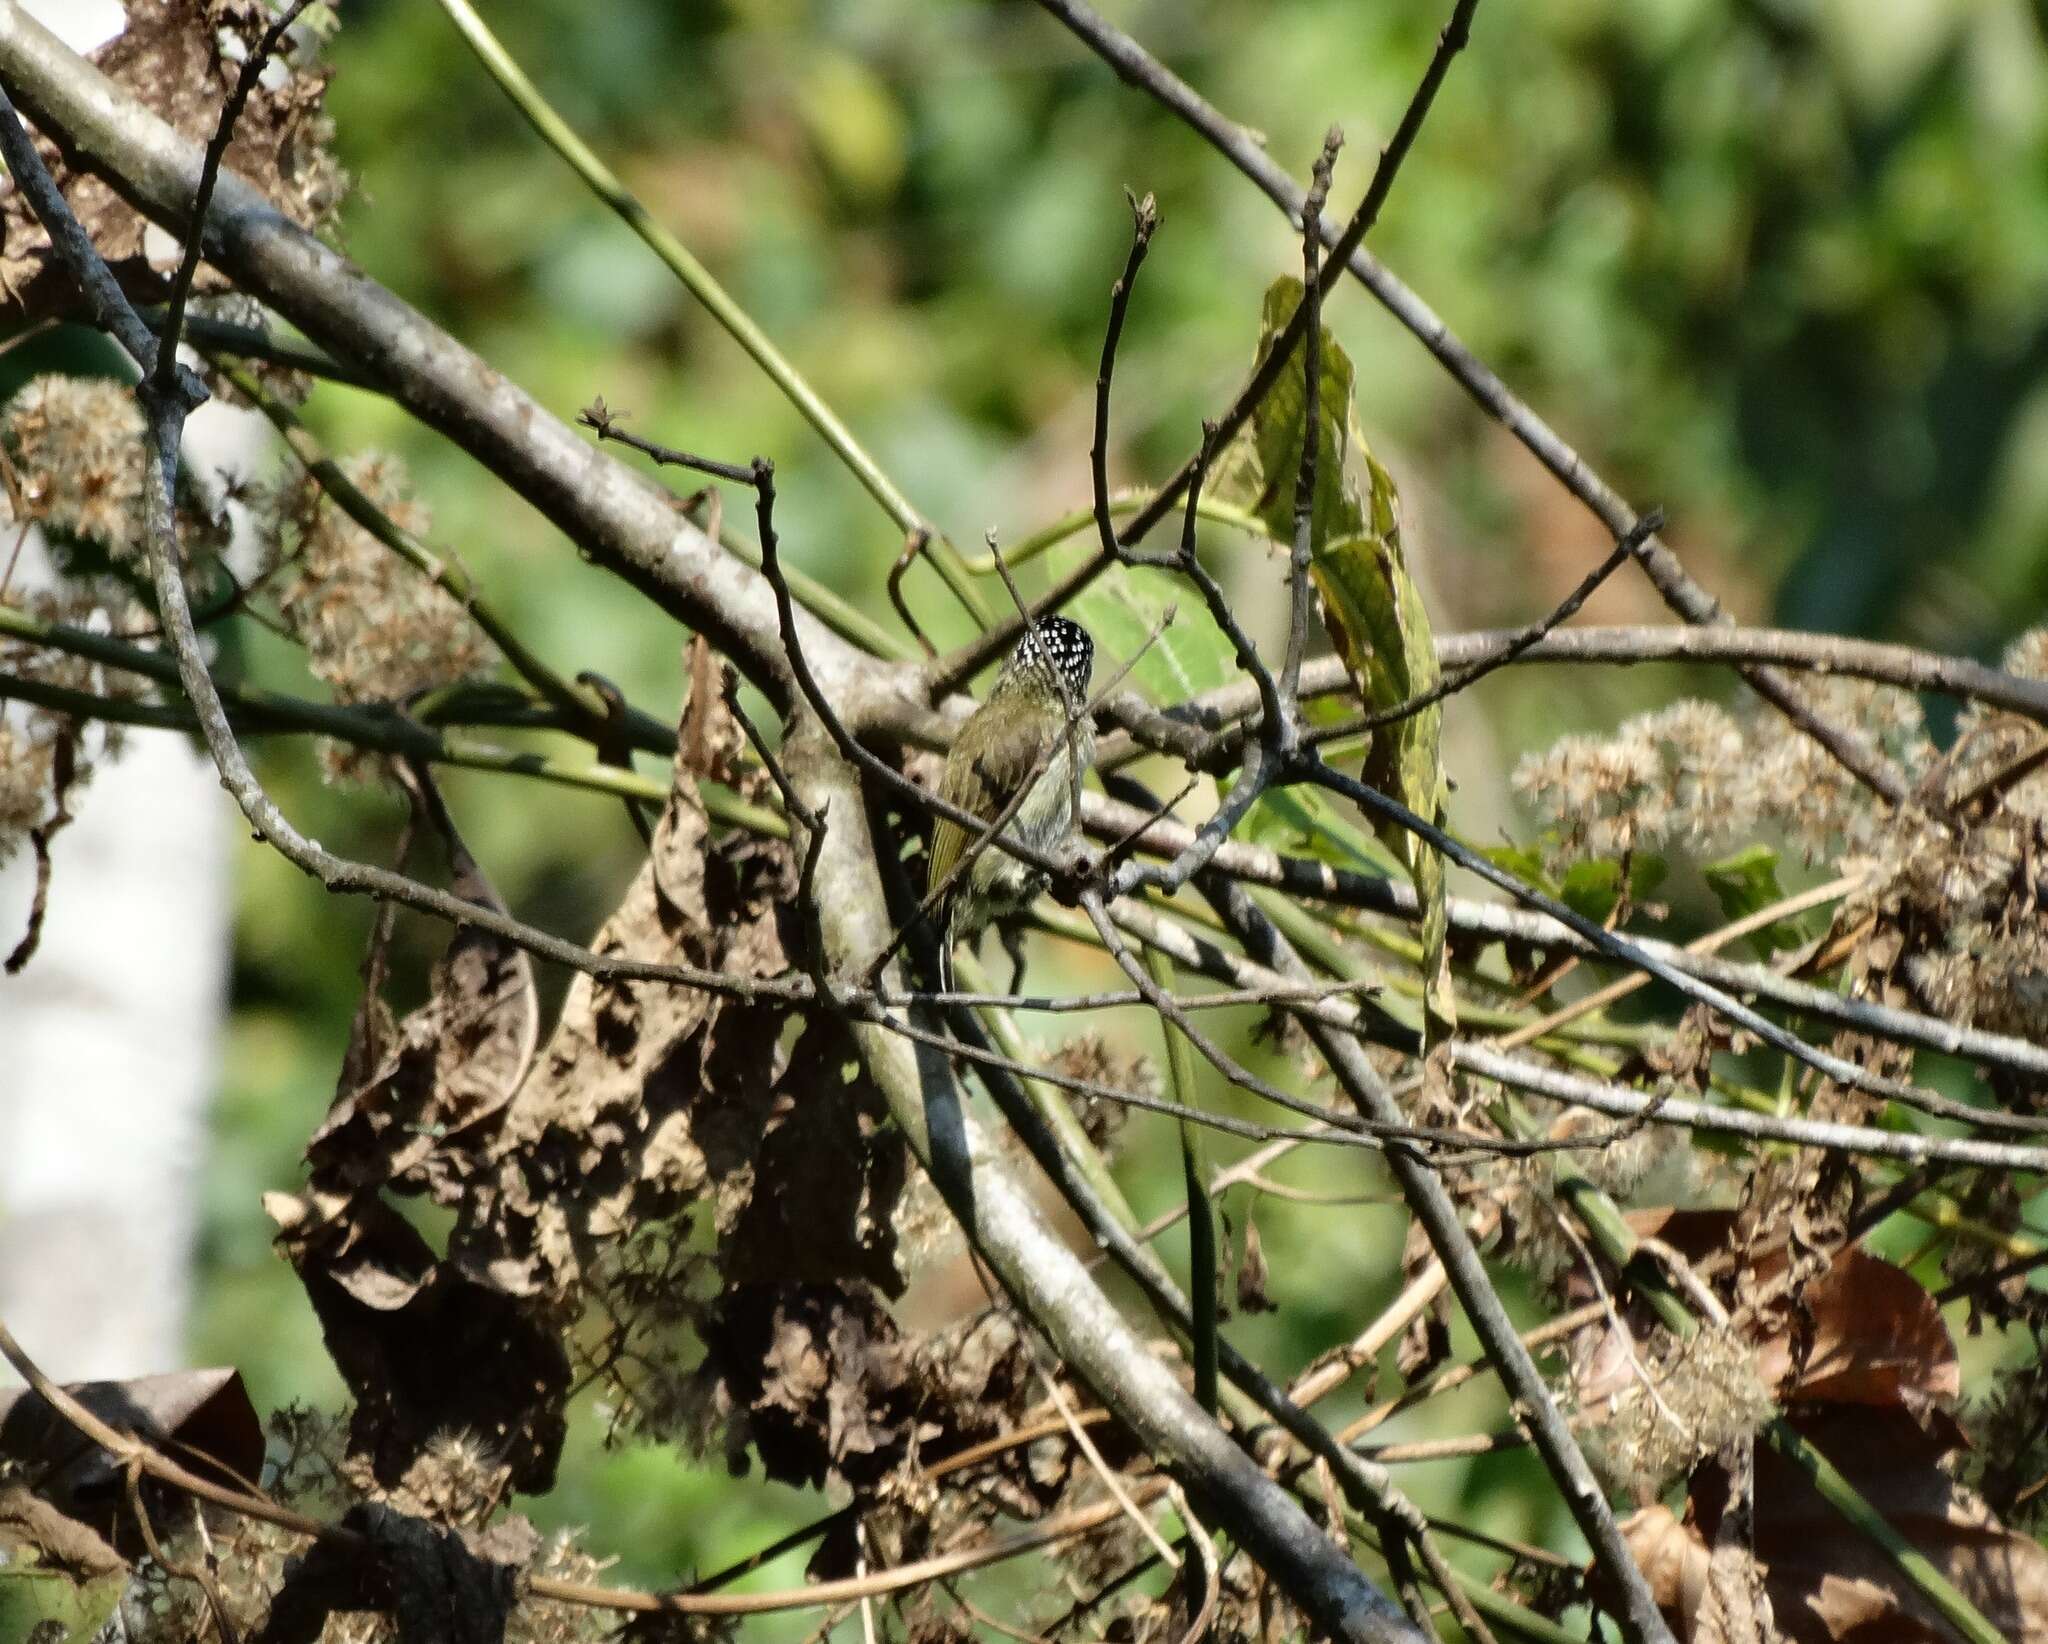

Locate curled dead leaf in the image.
[1621,1408,2048,1643]
[0,1367,261,1552]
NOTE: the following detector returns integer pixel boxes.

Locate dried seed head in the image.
[271,453,498,778]
[1,374,149,559]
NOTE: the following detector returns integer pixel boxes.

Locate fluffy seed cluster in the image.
[0,372,230,580]
[1582,1324,1773,1501]
[0,590,149,864]
[1516,656,2048,1039]
[1854,627,2048,1040]
[1513,681,1937,874]
[0,374,149,558]
[271,454,497,776]
[0,718,53,860]
[1043,1030,1155,1150]
[1512,699,1749,865]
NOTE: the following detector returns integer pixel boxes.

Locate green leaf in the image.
[1209,276,1365,549]
[1483,840,1555,893]
[1703,844,1805,958]
[1557,854,1666,925]
[1312,521,1454,1038]
[1212,276,1453,1038]
[1558,860,1626,926]
[1071,562,1233,703]
[1239,783,1399,877]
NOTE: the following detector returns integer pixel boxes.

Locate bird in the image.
[926,614,1096,995]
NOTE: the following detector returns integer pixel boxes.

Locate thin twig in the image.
[1453,1043,2048,1172]
[580,397,758,485]
[887,526,937,657]
[1103,879,2048,1171]
[1125,428,1284,893]
[870,1007,1502,1158]
[1280,130,1341,708]
[1318,509,1665,738]
[1165,1484,1220,1644]
[1081,887,1394,1138]
[1490,873,1862,1054]
[153,0,314,387]
[1105,623,2048,769]
[4,721,76,973]
[934,0,1476,692]
[1037,1362,1180,1569]
[124,1465,242,1644]
[1091,190,1159,561]
[0,88,176,378]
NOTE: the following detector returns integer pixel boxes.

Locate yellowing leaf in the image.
[1313,523,1454,1037]
[796,50,908,200]
[1212,277,1453,1038]
[1209,277,1364,550]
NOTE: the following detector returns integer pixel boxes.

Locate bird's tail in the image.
[923,895,954,1003]
[933,906,955,1001]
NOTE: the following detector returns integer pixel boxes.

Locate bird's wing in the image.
[926,719,1060,899]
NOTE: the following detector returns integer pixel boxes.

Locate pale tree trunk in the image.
[0,1,246,1377]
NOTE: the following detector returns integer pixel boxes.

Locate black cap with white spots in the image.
[1010,615,1094,699]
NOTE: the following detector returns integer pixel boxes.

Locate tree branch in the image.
[1196,872,1678,1644]
[1031,0,1904,806]
[787,725,1424,1644]
[0,0,917,729]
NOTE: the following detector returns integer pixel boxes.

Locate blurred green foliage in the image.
[167,0,2048,1610]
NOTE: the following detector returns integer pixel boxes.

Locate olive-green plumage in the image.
[928,615,1095,990]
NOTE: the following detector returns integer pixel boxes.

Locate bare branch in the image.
[1104,622,2048,772]
[1091,190,1159,562]
[935,0,1477,691]
[580,397,758,485]
[154,0,315,387]
[1319,509,1665,739]
[1195,871,1678,1644]
[1456,1043,2048,1174]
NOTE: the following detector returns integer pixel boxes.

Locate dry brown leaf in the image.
[1235,1215,1278,1316]
[1620,1507,1713,1629]
[717,1019,907,1294]
[266,1191,570,1511]
[450,679,905,1308]
[1757,1247,1959,1416]
[260,773,564,1511]
[302,769,538,1213]
[1620,1407,2048,1643]
[0,1367,261,1551]
[1567,1218,1958,1427]
[255,1499,531,1644]
[702,1289,1059,1560]
[0,0,343,321]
